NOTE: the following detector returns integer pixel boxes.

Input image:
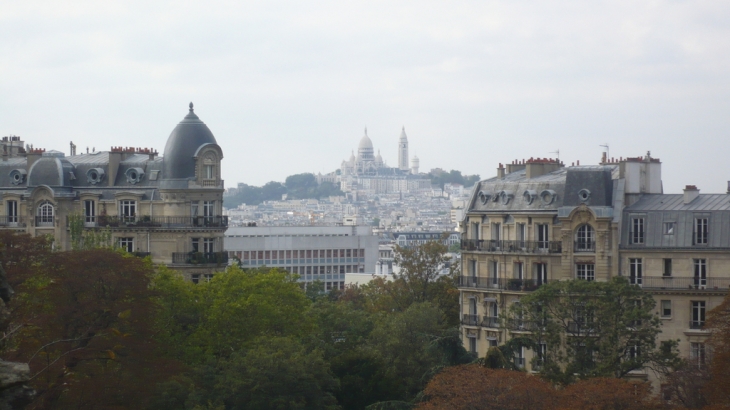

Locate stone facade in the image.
[0,103,227,280]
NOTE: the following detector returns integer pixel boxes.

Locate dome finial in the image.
[189,102,194,112]
[364,126,367,135]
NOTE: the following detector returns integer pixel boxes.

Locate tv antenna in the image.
[599,143,609,160]
[549,149,560,161]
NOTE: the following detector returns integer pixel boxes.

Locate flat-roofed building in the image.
[225,224,379,290]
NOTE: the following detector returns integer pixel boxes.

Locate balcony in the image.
[462,314,480,326]
[172,252,229,265]
[482,316,500,328]
[641,276,730,291]
[574,241,595,252]
[461,239,562,254]
[457,276,549,292]
[506,319,543,332]
[82,215,229,229]
[689,321,705,330]
[567,321,599,335]
[0,216,26,228]
[35,216,54,227]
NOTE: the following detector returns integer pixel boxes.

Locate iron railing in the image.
[461,239,562,254]
[77,215,229,228]
[0,216,26,227]
[462,314,480,326]
[35,216,54,226]
[641,276,730,291]
[172,252,228,265]
[567,321,599,335]
[482,316,500,328]
[457,276,549,292]
[574,241,596,252]
[689,320,705,330]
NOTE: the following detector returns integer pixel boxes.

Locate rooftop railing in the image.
[461,239,562,254]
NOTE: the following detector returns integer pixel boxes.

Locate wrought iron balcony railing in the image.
[74,215,229,228]
[0,216,27,227]
[640,276,730,291]
[574,241,596,252]
[457,276,549,292]
[172,252,229,265]
[461,239,562,254]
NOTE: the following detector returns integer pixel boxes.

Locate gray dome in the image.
[28,151,75,187]
[162,103,217,179]
[358,128,373,151]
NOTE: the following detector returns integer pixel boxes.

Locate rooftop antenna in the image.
[600,143,609,160]
[549,149,560,161]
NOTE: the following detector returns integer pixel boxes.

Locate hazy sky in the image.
[2,1,729,193]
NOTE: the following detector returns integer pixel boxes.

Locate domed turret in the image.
[358,127,374,161]
[375,150,383,166]
[162,103,218,179]
[28,151,75,187]
[411,154,419,175]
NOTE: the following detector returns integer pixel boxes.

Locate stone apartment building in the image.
[458,153,725,389]
[0,103,228,281]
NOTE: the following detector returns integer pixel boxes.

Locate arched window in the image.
[575,224,595,252]
[37,201,54,226]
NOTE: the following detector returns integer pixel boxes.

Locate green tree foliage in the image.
[505,277,681,385]
[428,169,480,189]
[68,214,113,250]
[224,173,343,208]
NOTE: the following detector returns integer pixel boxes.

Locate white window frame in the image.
[203,238,214,254]
[84,200,96,225]
[693,259,707,287]
[576,264,595,281]
[37,201,54,225]
[694,218,708,245]
[575,224,595,251]
[537,224,549,249]
[119,200,137,222]
[118,237,134,253]
[631,217,645,244]
[6,200,18,224]
[692,301,706,328]
[629,258,642,286]
[660,300,671,318]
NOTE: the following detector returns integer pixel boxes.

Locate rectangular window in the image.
[536,342,547,371]
[6,200,17,224]
[537,224,549,249]
[535,263,547,285]
[629,258,642,285]
[468,336,477,353]
[359,249,365,258]
[490,260,499,286]
[514,262,523,280]
[469,260,477,278]
[286,250,291,259]
[661,300,671,318]
[629,343,640,359]
[694,218,708,244]
[631,218,645,244]
[118,237,134,253]
[84,200,96,224]
[191,202,199,217]
[691,301,705,329]
[191,238,200,253]
[516,223,526,246]
[576,264,595,281]
[663,259,672,276]
[203,238,214,254]
[204,165,215,179]
[203,201,214,224]
[492,223,501,241]
[690,343,706,369]
[694,259,707,287]
[119,200,136,222]
[663,222,675,235]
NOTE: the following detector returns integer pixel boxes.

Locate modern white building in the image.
[224,224,379,291]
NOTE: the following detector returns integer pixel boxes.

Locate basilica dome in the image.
[162,103,218,179]
[358,128,374,160]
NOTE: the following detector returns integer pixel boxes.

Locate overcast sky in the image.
[2,1,729,193]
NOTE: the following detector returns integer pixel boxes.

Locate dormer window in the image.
[37,201,54,226]
[204,164,215,179]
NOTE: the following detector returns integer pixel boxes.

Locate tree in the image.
[704,290,730,406]
[507,277,680,385]
[208,337,340,410]
[5,248,180,409]
[417,366,555,410]
[154,266,313,363]
[557,378,656,410]
[368,303,466,402]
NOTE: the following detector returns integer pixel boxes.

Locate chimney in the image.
[727,181,730,194]
[497,163,505,179]
[683,185,699,204]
